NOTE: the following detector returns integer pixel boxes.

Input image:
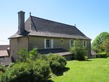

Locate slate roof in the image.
[0,50,9,57]
[9,15,90,40]
[0,45,9,57]
[0,45,9,50]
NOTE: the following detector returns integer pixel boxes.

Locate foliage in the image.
[17,48,29,62]
[92,32,109,52]
[32,59,50,81]
[51,58,109,82]
[17,48,38,62]
[28,48,39,60]
[0,64,6,73]
[0,48,68,82]
[101,38,109,56]
[70,40,86,60]
[48,54,67,73]
[96,52,107,58]
[0,60,50,82]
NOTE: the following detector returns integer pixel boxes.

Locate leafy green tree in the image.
[70,40,86,60]
[101,38,109,56]
[17,48,28,62]
[17,48,38,62]
[28,48,38,60]
[92,32,109,52]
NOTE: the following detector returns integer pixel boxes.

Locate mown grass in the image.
[51,58,109,82]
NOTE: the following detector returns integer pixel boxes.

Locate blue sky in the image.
[0,0,109,44]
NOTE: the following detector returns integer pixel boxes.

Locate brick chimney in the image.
[18,11,25,35]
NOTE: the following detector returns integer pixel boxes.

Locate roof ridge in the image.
[30,15,38,31]
[31,15,76,28]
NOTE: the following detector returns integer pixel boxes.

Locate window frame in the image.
[69,39,75,47]
[44,39,53,49]
[83,40,87,47]
[60,39,63,44]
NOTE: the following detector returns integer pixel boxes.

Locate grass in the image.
[51,58,109,82]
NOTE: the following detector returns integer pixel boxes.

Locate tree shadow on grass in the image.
[51,67,70,76]
[85,58,93,61]
[43,79,54,82]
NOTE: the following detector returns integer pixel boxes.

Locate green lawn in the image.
[51,58,109,82]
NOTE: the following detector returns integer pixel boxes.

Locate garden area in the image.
[0,48,67,82]
[1,57,109,82]
[51,58,109,82]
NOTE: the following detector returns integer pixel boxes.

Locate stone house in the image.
[9,11,91,61]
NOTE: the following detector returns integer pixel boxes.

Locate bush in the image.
[70,40,87,61]
[96,52,107,58]
[0,63,31,82]
[0,64,6,73]
[17,48,38,62]
[0,60,50,82]
[48,54,67,73]
[70,46,86,60]
[32,59,50,81]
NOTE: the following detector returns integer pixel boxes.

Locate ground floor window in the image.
[44,39,53,49]
[46,39,50,48]
[83,40,87,47]
[60,39,63,44]
[69,40,74,47]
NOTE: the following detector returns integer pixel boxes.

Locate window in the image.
[69,40,74,47]
[44,39,53,49]
[46,39,50,48]
[60,39,63,44]
[83,40,87,47]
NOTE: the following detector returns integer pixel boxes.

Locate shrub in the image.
[96,52,107,58]
[0,63,32,82]
[70,40,86,60]
[48,54,67,73]
[0,60,50,82]
[17,48,38,62]
[70,46,86,60]
[32,59,50,81]
[0,64,6,73]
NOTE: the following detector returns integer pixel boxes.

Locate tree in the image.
[101,38,109,56]
[17,48,38,62]
[70,40,86,60]
[92,32,109,52]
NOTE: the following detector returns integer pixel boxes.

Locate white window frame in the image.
[69,40,75,47]
[44,39,53,49]
[44,39,46,49]
[51,39,53,48]
[83,40,87,47]
[60,39,63,44]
